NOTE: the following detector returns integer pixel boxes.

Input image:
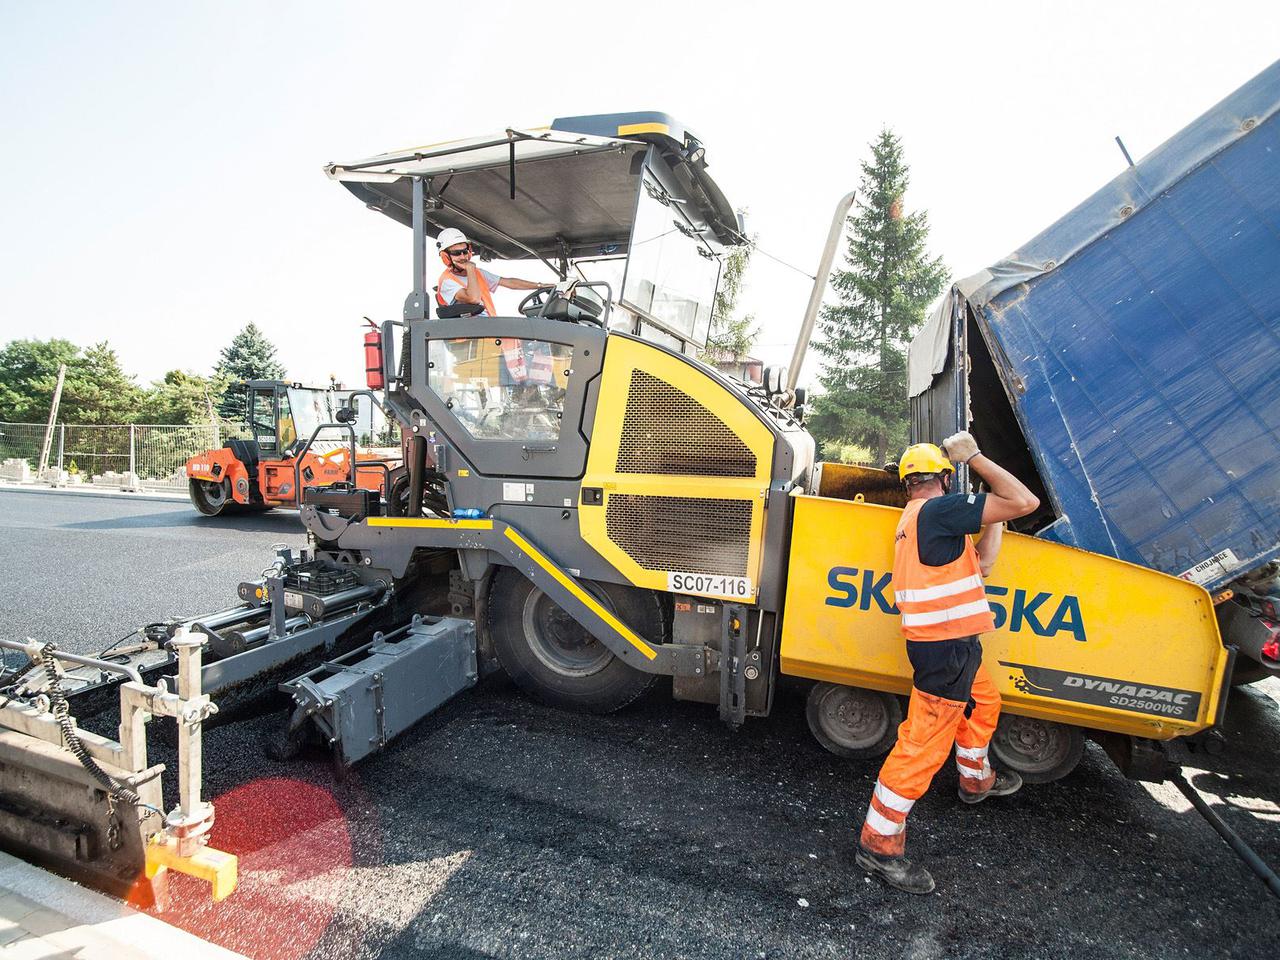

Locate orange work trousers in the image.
[859,661,1001,858]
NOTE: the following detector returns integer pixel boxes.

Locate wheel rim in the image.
[816,685,892,752]
[521,587,613,677]
[992,716,1071,775]
[194,479,228,511]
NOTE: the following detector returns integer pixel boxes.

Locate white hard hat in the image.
[436,228,470,251]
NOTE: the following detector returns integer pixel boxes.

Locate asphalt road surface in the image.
[2,488,1279,959]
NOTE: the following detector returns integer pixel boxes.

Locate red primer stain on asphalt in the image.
[132,778,352,959]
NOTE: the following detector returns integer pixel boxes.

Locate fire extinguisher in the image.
[363,317,384,390]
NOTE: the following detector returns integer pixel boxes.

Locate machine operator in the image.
[435,228,543,317]
[856,430,1040,895]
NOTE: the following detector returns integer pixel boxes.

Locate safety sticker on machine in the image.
[668,572,754,600]
[1179,548,1240,586]
[504,482,535,502]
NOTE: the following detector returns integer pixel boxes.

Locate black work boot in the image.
[958,768,1023,804]
[855,847,936,895]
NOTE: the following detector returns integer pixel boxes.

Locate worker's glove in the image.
[942,431,981,464]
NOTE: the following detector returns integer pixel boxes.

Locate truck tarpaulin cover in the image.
[908,59,1280,592]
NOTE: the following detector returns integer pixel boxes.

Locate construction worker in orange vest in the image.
[435,228,543,317]
[857,430,1040,894]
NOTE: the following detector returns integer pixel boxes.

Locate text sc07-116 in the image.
[667,572,754,600]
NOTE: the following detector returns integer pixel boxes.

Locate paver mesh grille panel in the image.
[615,370,756,477]
[606,494,752,576]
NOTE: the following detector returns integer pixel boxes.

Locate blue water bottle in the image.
[452,507,485,519]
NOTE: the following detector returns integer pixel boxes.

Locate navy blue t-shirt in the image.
[916,492,986,567]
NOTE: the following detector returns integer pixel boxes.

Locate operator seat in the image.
[225,439,261,479]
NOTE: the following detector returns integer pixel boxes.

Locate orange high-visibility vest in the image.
[437,267,497,317]
[891,498,995,641]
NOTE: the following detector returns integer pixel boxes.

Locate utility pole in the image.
[37,364,67,476]
[204,388,220,447]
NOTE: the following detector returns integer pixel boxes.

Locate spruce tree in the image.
[808,129,947,465]
[213,323,286,420]
[61,342,143,424]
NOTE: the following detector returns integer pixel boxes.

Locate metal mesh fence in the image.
[0,422,48,466]
[1,421,246,488]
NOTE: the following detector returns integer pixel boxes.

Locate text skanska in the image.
[823,567,1086,642]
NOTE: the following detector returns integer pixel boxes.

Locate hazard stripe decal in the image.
[502,527,658,662]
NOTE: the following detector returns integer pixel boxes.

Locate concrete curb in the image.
[0,481,188,504]
[0,851,246,959]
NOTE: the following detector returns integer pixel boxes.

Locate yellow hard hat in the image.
[898,443,953,480]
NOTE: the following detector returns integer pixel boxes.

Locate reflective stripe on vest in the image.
[436,267,497,317]
[892,498,995,641]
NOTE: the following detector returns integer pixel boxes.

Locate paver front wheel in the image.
[486,566,661,714]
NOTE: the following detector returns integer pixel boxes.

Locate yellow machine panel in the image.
[780,495,1229,739]
[580,336,774,602]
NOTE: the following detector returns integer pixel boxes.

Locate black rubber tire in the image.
[805,682,902,759]
[486,566,661,714]
[189,478,231,516]
[989,714,1085,783]
[1230,655,1273,687]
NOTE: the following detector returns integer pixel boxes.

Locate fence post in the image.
[129,424,136,476]
[57,424,64,471]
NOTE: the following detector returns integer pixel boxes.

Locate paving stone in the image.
[0,898,38,926]
[13,910,70,938]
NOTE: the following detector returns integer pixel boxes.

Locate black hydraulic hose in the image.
[1172,772,1280,899]
[39,644,163,820]
[407,435,428,519]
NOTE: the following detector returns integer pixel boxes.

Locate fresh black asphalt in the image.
[2,488,1277,959]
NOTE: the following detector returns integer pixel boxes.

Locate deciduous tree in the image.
[0,338,80,421]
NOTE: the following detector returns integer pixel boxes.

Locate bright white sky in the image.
[1,1,1276,394]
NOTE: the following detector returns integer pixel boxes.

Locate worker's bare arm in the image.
[975,521,1004,577]
[970,455,1040,524]
[498,277,545,291]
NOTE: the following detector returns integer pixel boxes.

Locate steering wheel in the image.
[518,285,559,317]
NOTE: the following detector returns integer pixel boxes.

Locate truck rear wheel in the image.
[189,478,232,516]
[989,714,1084,783]
[487,566,660,714]
[1230,655,1272,687]
[806,683,902,759]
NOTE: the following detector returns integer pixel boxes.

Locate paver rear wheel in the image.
[806,682,902,759]
[189,478,232,516]
[487,566,661,714]
[989,714,1084,783]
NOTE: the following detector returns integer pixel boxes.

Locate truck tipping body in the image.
[908,60,1280,677]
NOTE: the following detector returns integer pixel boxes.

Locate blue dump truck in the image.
[909,59,1280,686]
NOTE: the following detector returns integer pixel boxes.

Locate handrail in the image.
[0,638,146,687]
[291,421,359,502]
